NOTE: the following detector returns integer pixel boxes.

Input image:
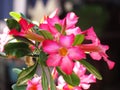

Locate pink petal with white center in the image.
[81,74,96,83]
[90,52,102,60]
[66,12,78,28]
[42,40,60,54]
[46,54,61,66]
[80,74,96,89]
[59,34,74,48]
[80,83,91,90]
[73,87,82,90]
[60,56,74,74]
[68,47,86,60]
[66,27,81,35]
[73,62,86,76]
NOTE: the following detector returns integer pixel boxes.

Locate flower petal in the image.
[46,54,61,66]
[60,56,74,74]
[103,57,115,70]
[42,40,60,54]
[84,27,97,42]
[66,12,78,28]
[66,27,81,35]
[59,34,74,48]
[39,24,49,31]
[90,52,102,60]
[68,47,86,60]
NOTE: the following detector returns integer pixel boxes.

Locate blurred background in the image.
[0,0,120,90]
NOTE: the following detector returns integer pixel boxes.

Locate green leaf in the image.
[63,72,80,86]
[14,36,36,46]
[12,84,26,90]
[56,67,80,86]
[6,19,21,31]
[41,70,49,90]
[55,24,62,32]
[9,12,21,21]
[0,52,6,57]
[4,42,32,58]
[38,51,48,65]
[79,60,102,80]
[16,63,38,86]
[20,13,32,23]
[39,30,53,40]
[73,34,84,46]
[12,68,22,75]
[48,67,56,90]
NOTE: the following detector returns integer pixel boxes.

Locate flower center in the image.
[59,47,68,56]
[30,84,37,90]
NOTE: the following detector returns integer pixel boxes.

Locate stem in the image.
[47,67,56,90]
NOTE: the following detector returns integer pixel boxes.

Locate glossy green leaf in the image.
[73,34,84,46]
[14,36,36,46]
[4,42,32,58]
[6,19,21,31]
[20,13,32,23]
[63,72,80,86]
[12,84,26,90]
[79,60,102,80]
[39,30,53,40]
[16,63,38,86]
[9,12,21,21]
[38,51,47,65]
[0,52,6,57]
[41,69,49,90]
[12,68,22,75]
[55,24,62,32]
[56,67,80,86]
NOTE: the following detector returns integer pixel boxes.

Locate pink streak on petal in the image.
[59,34,74,48]
[46,54,61,66]
[68,47,86,60]
[60,56,74,74]
[42,40,60,54]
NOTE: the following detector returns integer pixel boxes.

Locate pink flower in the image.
[39,10,81,38]
[62,12,81,36]
[9,18,34,36]
[42,34,85,74]
[26,77,42,90]
[57,62,96,90]
[39,10,61,36]
[65,12,79,29]
[9,18,44,42]
[80,27,115,69]
[73,62,96,89]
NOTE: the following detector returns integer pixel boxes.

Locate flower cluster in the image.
[0,9,115,90]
